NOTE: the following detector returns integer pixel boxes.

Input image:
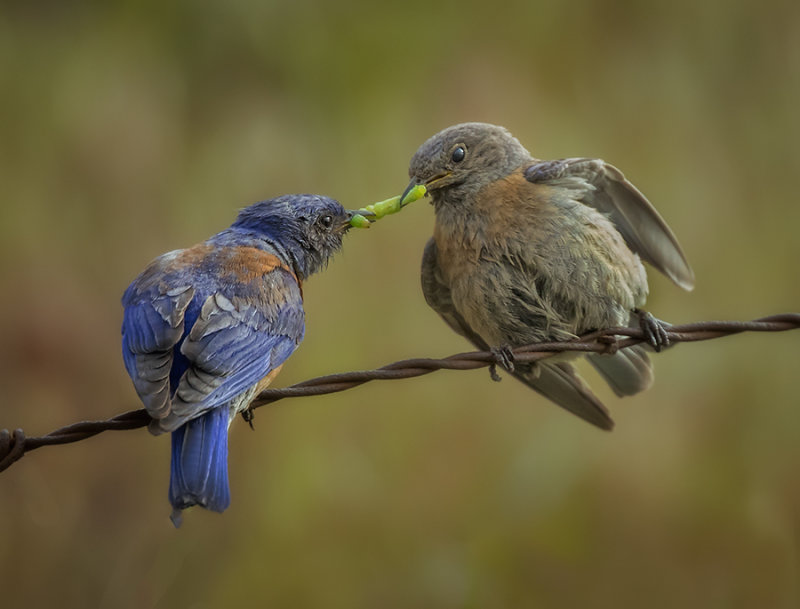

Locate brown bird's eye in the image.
[319,215,333,229]
[451,146,466,163]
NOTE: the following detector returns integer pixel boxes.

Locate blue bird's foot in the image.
[241,407,256,430]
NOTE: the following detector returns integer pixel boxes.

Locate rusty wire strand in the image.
[1,313,798,474]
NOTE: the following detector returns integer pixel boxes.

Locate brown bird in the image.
[401,122,694,430]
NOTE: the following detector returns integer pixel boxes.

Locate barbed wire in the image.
[1,313,798,474]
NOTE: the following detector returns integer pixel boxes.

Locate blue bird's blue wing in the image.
[162,283,305,431]
[122,284,195,419]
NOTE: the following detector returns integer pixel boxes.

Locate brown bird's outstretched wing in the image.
[524,159,695,291]
[421,238,614,430]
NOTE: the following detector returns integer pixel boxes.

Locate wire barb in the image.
[1,313,798,473]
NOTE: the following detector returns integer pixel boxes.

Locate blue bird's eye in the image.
[319,215,333,229]
[451,146,466,163]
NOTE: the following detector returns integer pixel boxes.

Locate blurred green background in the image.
[1,1,799,607]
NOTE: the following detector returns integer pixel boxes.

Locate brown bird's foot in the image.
[634,308,671,352]
[489,344,516,381]
[241,407,256,430]
[524,160,568,183]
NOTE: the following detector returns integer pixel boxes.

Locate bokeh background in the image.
[1,1,799,607]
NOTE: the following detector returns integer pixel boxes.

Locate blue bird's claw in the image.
[242,408,256,430]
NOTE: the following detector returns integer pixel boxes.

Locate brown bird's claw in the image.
[489,344,516,381]
[524,160,568,183]
[635,308,671,352]
[242,407,256,430]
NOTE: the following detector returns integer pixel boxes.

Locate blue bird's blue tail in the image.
[168,408,231,527]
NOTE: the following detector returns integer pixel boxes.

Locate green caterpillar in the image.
[349,184,427,228]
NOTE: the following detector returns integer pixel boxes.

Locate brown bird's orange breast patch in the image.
[475,167,551,215]
[471,168,545,243]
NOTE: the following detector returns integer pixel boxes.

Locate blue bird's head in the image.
[231,194,355,279]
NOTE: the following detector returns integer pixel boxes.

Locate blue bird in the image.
[122,194,357,526]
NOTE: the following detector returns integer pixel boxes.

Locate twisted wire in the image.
[1,313,797,473]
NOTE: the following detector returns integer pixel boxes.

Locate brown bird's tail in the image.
[587,344,654,397]
[511,362,615,430]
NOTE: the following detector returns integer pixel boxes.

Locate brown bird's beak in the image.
[423,172,453,191]
[400,171,451,206]
[401,172,451,204]
[400,178,423,207]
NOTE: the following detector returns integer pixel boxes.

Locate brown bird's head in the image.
[402,122,531,208]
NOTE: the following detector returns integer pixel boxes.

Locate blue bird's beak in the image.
[347,209,375,229]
